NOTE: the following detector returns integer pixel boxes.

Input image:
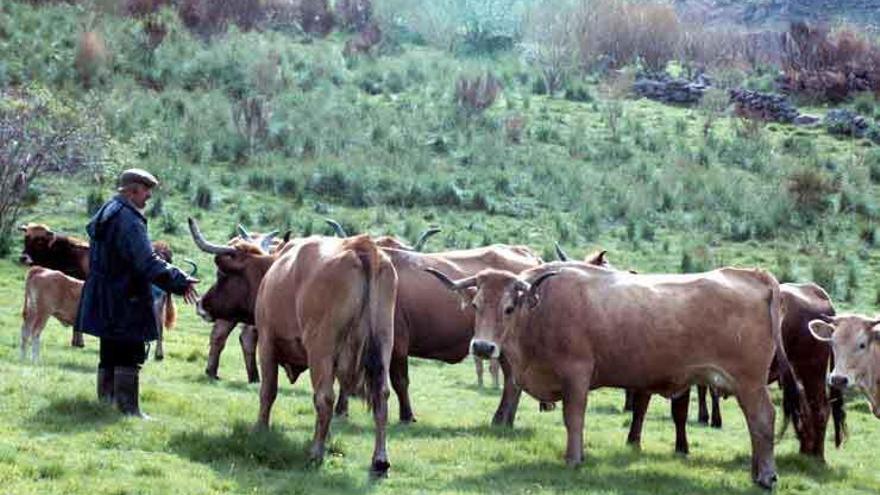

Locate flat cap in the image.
[117,168,159,189]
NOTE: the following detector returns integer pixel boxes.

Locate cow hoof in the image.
[205,371,220,380]
[697,415,709,425]
[334,411,349,420]
[711,420,722,429]
[71,341,85,348]
[755,472,778,490]
[370,459,390,478]
[565,456,584,468]
[399,416,417,424]
[248,377,260,384]
[155,354,164,362]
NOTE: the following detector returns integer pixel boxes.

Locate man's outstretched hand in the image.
[183,278,200,305]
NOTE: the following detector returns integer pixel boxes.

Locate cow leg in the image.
[20,321,30,361]
[32,333,42,363]
[489,358,500,389]
[623,389,634,412]
[736,386,777,489]
[626,391,651,449]
[71,330,85,348]
[255,344,278,429]
[154,324,164,361]
[240,325,259,383]
[28,314,49,363]
[206,320,236,380]
[711,388,722,428]
[369,364,391,477]
[308,359,335,465]
[390,356,416,423]
[672,388,690,455]
[475,356,484,388]
[334,387,350,419]
[492,354,522,427]
[562,375,590,466]
[697,385,709,424]
[795,365,829,459]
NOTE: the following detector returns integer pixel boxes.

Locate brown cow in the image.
[334,244,543,425]
[686,283,845,459]
[427,262,802,489]
[20,223,90,347]
[189,219,397,475]
[810,314,880,419]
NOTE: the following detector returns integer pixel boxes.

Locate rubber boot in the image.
[113,366,149,419]
[97,366,114,404]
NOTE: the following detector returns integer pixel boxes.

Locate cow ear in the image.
[809,320,835,342]
[19,224,27,232]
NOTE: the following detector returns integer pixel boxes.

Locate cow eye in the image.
[471,301,478,310]
[504,306,514,315]
[859,342,867,350]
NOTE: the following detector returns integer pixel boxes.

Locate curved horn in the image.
[528,270,560,297]
[554,242,570,261]
[817,313,835,323]
[182,259,199,277]
[259,230,279,252]
[236,224,254,241]
[424,268,478,291]
[324,218,347,237]
[414,227,442,252]
[282,230,292,244]
[188,217,237,256]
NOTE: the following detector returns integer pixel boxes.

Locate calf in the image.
[20,267,82,362]
[428,263,803,489]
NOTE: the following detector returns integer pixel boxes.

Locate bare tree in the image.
[520,1,578,96]
[0,90,103,254]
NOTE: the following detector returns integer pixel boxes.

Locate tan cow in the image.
[427,262,801,489]
[189,219,397,475]
[810,314,880,418]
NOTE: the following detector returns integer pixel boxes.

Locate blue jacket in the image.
[75,195,189,342]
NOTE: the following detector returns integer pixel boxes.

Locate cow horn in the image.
[236,224,254,241]
[554,242,570,261]
[183,259,199,277]
[817,313,836,323]
[424,268,477,291]
[259,230,279,252]
[528,270,560,297]
[414,227,442,252]
[324,218,347,237]
[188,217,237,256]
[282,230,292,244]
[19,224,28,232]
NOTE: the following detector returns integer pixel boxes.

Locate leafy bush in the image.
[193,184,213,209]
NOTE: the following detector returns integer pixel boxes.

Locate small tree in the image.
[0,89,103,255]
[520,1,577,96]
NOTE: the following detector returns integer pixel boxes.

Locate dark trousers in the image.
[99,338,147,369]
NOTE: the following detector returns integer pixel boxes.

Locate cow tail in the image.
[769,276,809,441]
[164,292,177,330]
[829,353,848,447]
[355,240,392,412]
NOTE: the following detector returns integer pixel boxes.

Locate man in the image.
[75,168,198,418]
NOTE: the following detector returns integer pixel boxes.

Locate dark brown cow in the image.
[428,262,803,489]
[810,314,880,419]
[687,283,845,460]
[189,219,396,475]
[204,225,279,383]
[20,223,90,347]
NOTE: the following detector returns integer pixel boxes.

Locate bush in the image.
[811,257,838,298]
[194,184,213,209]
[455,73,502,117]
[564,81,594,102]
[86,190,105,216]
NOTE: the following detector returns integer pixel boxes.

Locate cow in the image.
[18,223,182,355]
[20,223,90,347]
[427,262,803,489]
[809,314,880,419]
[556,245,847,460]
[189,218,397,475]
[686,283,845,460]
[204,225,279,383]
[19,251,187,363]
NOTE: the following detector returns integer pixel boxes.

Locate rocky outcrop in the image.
[729,88,800,123]
[824,109,871,137]
[633,72,711,105]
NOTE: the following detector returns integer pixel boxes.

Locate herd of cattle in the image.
[15,218,880,488]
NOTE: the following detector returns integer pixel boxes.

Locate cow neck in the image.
[499,312,529,377]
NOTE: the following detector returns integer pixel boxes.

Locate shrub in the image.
[75,31,108,89]
[811,256,838,298]
[564,81,594,102]
[160,211,179,234]
[786,167,837,220]
[146,195,163,218]
[194,183,213,209]
[86,190,105,216]
[455,73,502,117]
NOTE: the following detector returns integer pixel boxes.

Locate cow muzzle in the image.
[470,339,499,359]
[196,299,215,323]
